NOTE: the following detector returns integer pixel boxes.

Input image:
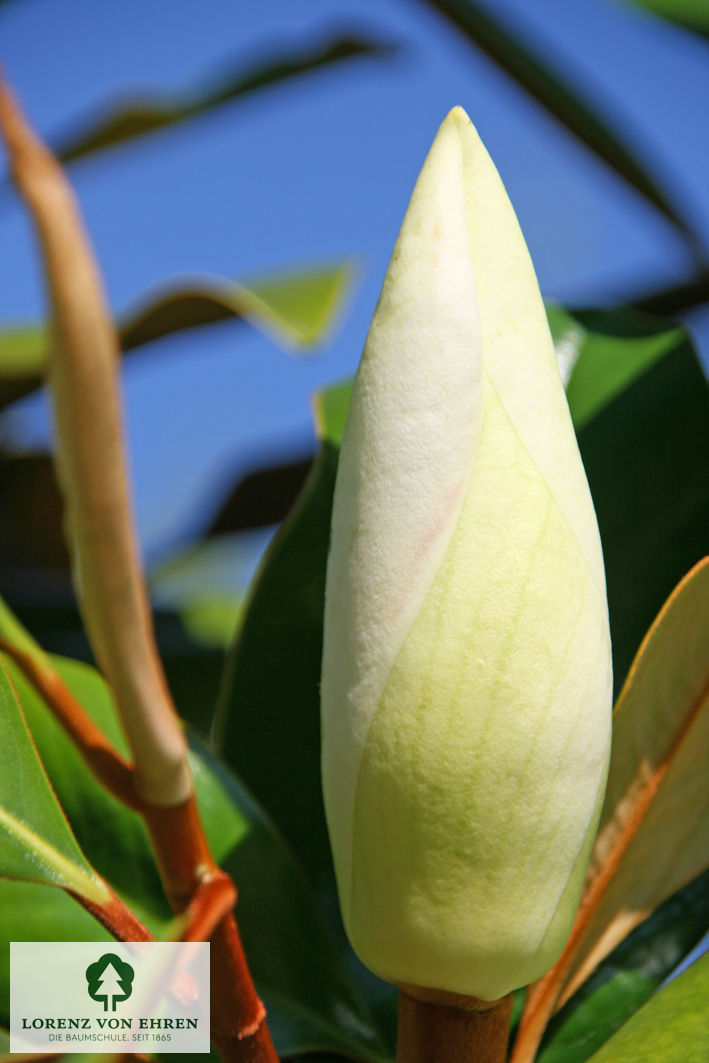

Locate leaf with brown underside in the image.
[512,556,709,1063]
[559,555,709,1003]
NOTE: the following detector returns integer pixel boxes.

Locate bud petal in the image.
[321,107,612,1001]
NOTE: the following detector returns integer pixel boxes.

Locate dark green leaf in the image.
[0,263,355,410]
[539,870,709,1063]
[626,0,709,40]
[214,392,344,904]
[424,0,696,241]
[629,271,709,317]
[572,310,709,694]
[47,35,393,164]
[586,948,709,1062]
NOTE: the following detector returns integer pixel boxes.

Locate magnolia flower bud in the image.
[321,107,612,1002]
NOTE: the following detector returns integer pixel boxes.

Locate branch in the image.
[0,637,143,811]
[0,77,279,1063]
[77,886,154,943]
[0,74,189,808]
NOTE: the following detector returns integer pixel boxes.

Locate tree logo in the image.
[85,953,134,1012]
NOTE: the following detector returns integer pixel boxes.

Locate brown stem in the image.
[397,985,513,1063]
[181,873,238,944]
[0,638,144,811]
[143,797,279,1062]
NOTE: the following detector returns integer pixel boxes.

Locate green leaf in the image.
[538,869,709,1063]
[0,649,388,1061]
[0,880,112,1028]
[48,36,393,164]
[586,950,709,1062]
[546,303,683,431]
[0,263,355,410]
[626,0,709,40]
[423,0,695,240]
[214,390,344,902]
[0,661,108,905]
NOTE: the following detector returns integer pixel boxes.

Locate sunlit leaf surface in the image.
[0,661,107,904]
[586,950,709,1062]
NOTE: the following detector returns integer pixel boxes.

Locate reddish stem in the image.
[182,874,238,944]
[0,639,143,811]
[74,886,153,943]
[143,797,279,1062]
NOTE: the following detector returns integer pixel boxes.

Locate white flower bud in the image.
[321,107,612,1001]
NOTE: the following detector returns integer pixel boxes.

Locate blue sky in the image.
[2,0,708,555]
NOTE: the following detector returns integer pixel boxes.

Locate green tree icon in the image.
[85,953,134,1011]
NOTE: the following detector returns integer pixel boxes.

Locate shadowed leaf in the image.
[0,262,355,409]
[626,0,709,40]
[572,311,709,693]
[424,0,697,242]
[37,35,393,164]
[629,271,709,317]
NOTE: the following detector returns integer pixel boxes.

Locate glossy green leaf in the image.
[0,262,355,409]
[49,35,392,164]
[0,661,108,905]
[546,303,682,430]
[538,869,709,1063]
[0,647,388,1060]
[214,388,345,902]
[586,950,709,1062]
[423,0,695,240]
[627,0,709,39]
